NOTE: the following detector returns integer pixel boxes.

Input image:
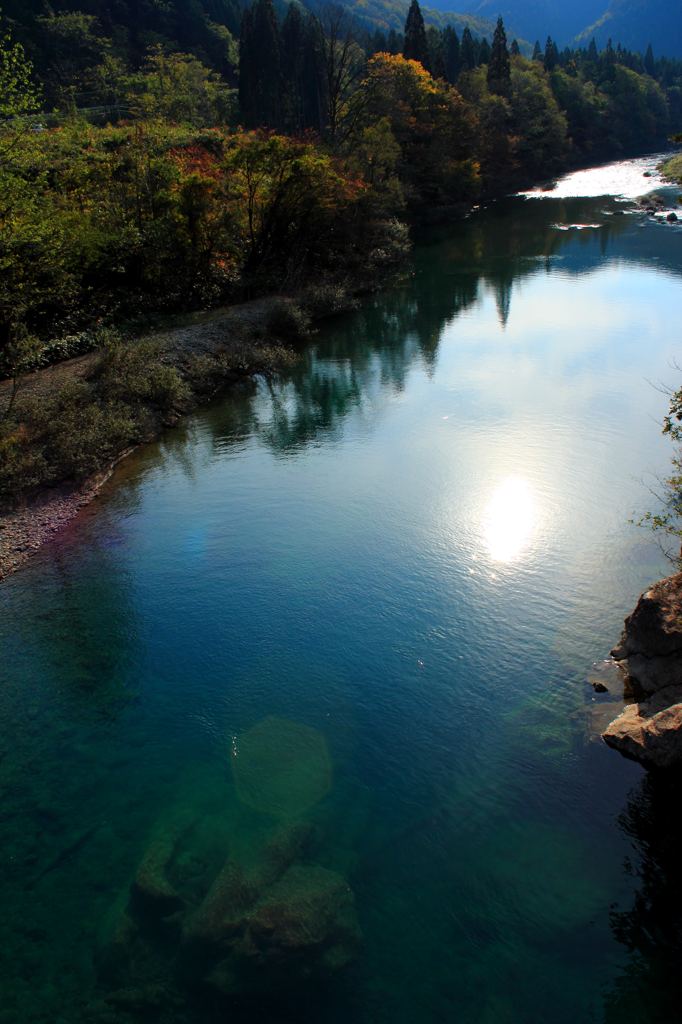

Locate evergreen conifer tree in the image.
[281,4,304,131]
[487,17,510,96]
[238,0,281,127]
[443,26,460,83]
[460,27,476,71]
[532,39,542,61]
[644,43,655,75]
[403,0,430,70]
[427,26,446,79]
[510,38,520,57]
[543,36,558,71]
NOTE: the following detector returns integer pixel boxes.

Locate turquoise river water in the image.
[1,154,682,1024]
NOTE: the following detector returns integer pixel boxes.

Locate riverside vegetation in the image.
[1,0,680,510]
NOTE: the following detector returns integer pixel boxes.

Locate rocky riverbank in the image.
[603,573,682,768]
[0,293,344,583]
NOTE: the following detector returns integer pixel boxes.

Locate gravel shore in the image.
[0,296,291,583]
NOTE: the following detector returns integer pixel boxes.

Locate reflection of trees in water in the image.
[17,545,141,719]
[231,196,640,458]
[127,196,668,472]
[605,771,682,1022]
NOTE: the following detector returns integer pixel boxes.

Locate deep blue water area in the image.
[1,155,681,1024]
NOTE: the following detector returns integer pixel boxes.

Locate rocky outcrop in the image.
[603,685,682,768]
[604,573,682,768]
[611,573,682,696]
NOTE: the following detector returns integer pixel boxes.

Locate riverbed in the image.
[1,154,681,1024]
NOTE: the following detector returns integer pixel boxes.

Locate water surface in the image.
[1,155,681,1024]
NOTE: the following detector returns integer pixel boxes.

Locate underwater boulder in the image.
[256,821,314,888]
[232,717,332,818]
[243,863,360,970]
[130,832,185,919]
[184,860,258,948]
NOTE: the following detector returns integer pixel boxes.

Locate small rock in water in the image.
[592,682,608,694]
[667,212,678,223]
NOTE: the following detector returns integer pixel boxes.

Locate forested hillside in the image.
[456,0,682,57]
[577,0,682,60]
[1,0,681,499]
[450,0,600,46]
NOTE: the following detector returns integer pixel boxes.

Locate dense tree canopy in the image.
[0,0,680,382]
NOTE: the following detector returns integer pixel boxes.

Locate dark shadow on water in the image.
[605,769,682,1023]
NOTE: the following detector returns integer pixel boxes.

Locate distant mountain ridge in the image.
[576,0,682,58]
[321,0,496,36]
[423,0,681,56]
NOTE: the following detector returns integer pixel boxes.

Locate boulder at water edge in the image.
[605,573,682,767]
[603,685,682,769]
[611,573,682,696]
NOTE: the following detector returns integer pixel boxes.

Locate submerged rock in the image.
[243,863,360,970]
[603,686,682,769]
[605,574,682,767]
[130,834,184,918]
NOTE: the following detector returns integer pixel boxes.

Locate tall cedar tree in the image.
[460,27,476,71]
[239,0,281,127]
[544,36,559,71]
[443,26,460,84]
[644,43,655,75]
[281,4,305,131]
[487,17,510,96]
[403,0,430,71]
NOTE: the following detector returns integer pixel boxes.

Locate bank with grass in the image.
[0,289,357,580]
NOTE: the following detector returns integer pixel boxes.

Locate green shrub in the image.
[93,340,191,415]
[301,284,359,319]
[265,299,313,343]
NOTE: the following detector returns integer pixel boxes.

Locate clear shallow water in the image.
[1,159,682,1024]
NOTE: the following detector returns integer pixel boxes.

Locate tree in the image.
[487,17,510,97]
[128,48,235,125]
[544,36,559,72]
[0,24,44,390]
[36,12,109,106]
[460,27,476,72]
[644,43,655,76]
[314,5,365,148]
[427,27,446,80]
[403,0,430,72]
[353,53,479,210]
[510,39,520,57]
[238,0,281,128]
[510,59,567,176]
[532,40,542,62]
[0,24,40,130]
[281,4,306,131]
[443,26,460,84]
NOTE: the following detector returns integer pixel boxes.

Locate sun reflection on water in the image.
[483,477,537,564]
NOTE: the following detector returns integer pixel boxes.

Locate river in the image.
[1,154,681,1024]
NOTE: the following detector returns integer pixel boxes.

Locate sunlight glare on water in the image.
[520,152,671,199]
[482,476,538,564]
